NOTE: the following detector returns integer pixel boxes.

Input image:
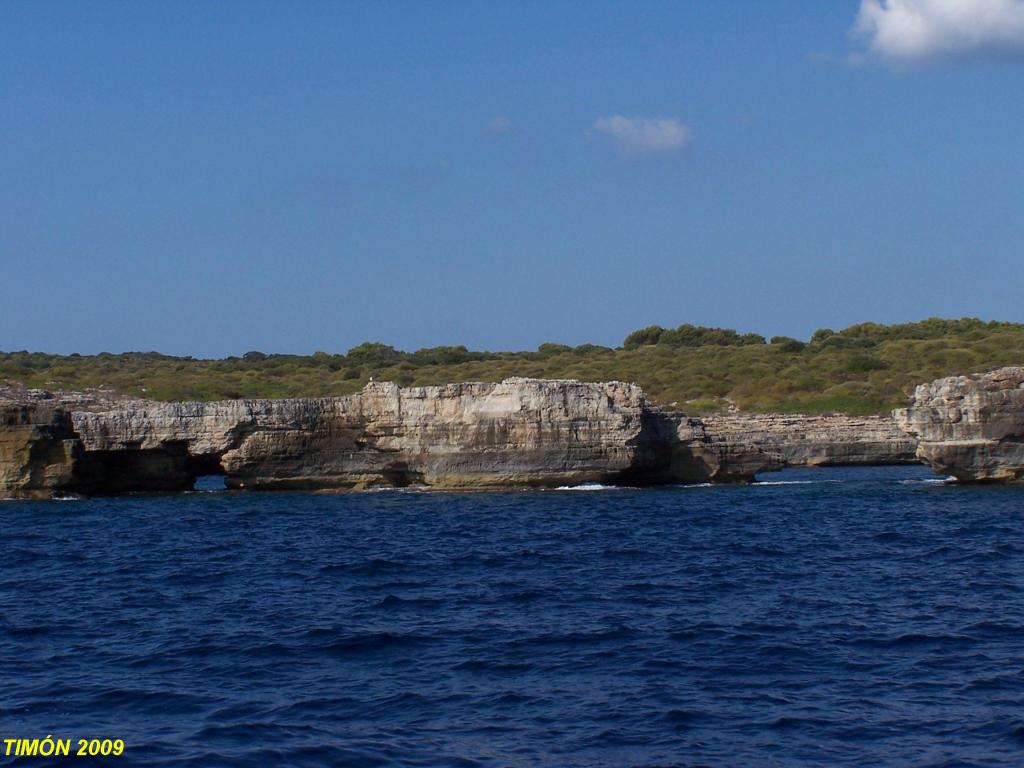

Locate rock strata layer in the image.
[701,413,918,468]
[1,380,777,498]
[894,367,1024,483]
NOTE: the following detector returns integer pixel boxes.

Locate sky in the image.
[2,0,1024,357]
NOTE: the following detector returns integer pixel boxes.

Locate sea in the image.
[3,465,1024,767]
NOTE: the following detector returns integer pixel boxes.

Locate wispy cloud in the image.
[591,115,692,159]
[853,0,1024,63]
[486,116,512,134]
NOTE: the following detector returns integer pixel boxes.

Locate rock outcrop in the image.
[0,389,141,499]
[1,379,778,498]
[701,413,918,468]
[894,367,1024,483]
[1,397,78,499]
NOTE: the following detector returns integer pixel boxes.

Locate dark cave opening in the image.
[188,453,228,491]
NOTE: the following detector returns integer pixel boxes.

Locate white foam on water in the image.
[555,483,616,491]
[754,479,843,486]
[901,476,958,485]
[2,494,82,502]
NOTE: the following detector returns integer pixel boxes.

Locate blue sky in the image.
[2,1,1023,357]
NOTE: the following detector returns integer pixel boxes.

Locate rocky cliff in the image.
[894,367,1024,483]
[0,389,139,499]
[1,397,77,498]
[1,379,777,498]
[701,413,918,468]
[5,376,946,499]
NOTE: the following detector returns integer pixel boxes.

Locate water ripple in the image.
[2,465,1024,766]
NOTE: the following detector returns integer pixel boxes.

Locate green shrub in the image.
[622,326,666,349]
[537,342,572,356]
[3,317,1023,415]
[770,336,806,352]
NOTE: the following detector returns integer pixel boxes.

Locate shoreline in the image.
[5,368,1023,499]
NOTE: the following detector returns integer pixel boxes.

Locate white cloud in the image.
[591,115,692,158]
[854,0,1024,62]
[486,116,512,134]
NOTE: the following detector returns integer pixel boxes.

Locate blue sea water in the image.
[3,465,1024,767]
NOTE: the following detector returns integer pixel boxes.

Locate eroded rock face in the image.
[0,388,142,499]
[894,367,1024,483]
[0,398,78,498]
[701,413,918,468]
[1,379,777,497]
[220,380,657,490]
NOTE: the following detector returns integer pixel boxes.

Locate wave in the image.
[900,476,958,485]
[512,625,637,647]
[554,483,619,491]
[0,494,82,502]
[363,485,429,493]
[754,479,842,486]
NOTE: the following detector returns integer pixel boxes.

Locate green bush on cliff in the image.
[3,317,1024,416]
[624,323,766,349]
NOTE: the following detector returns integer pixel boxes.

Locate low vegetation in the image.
[3,318,1023,415]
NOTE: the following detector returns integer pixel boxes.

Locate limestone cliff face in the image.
[1,379,775,497]
[5,376,938,498]
[701,413,918,468]
[0,398,78,498]
[221,380,664,489]
[0,389,144,499]
[894,367,1024,483]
